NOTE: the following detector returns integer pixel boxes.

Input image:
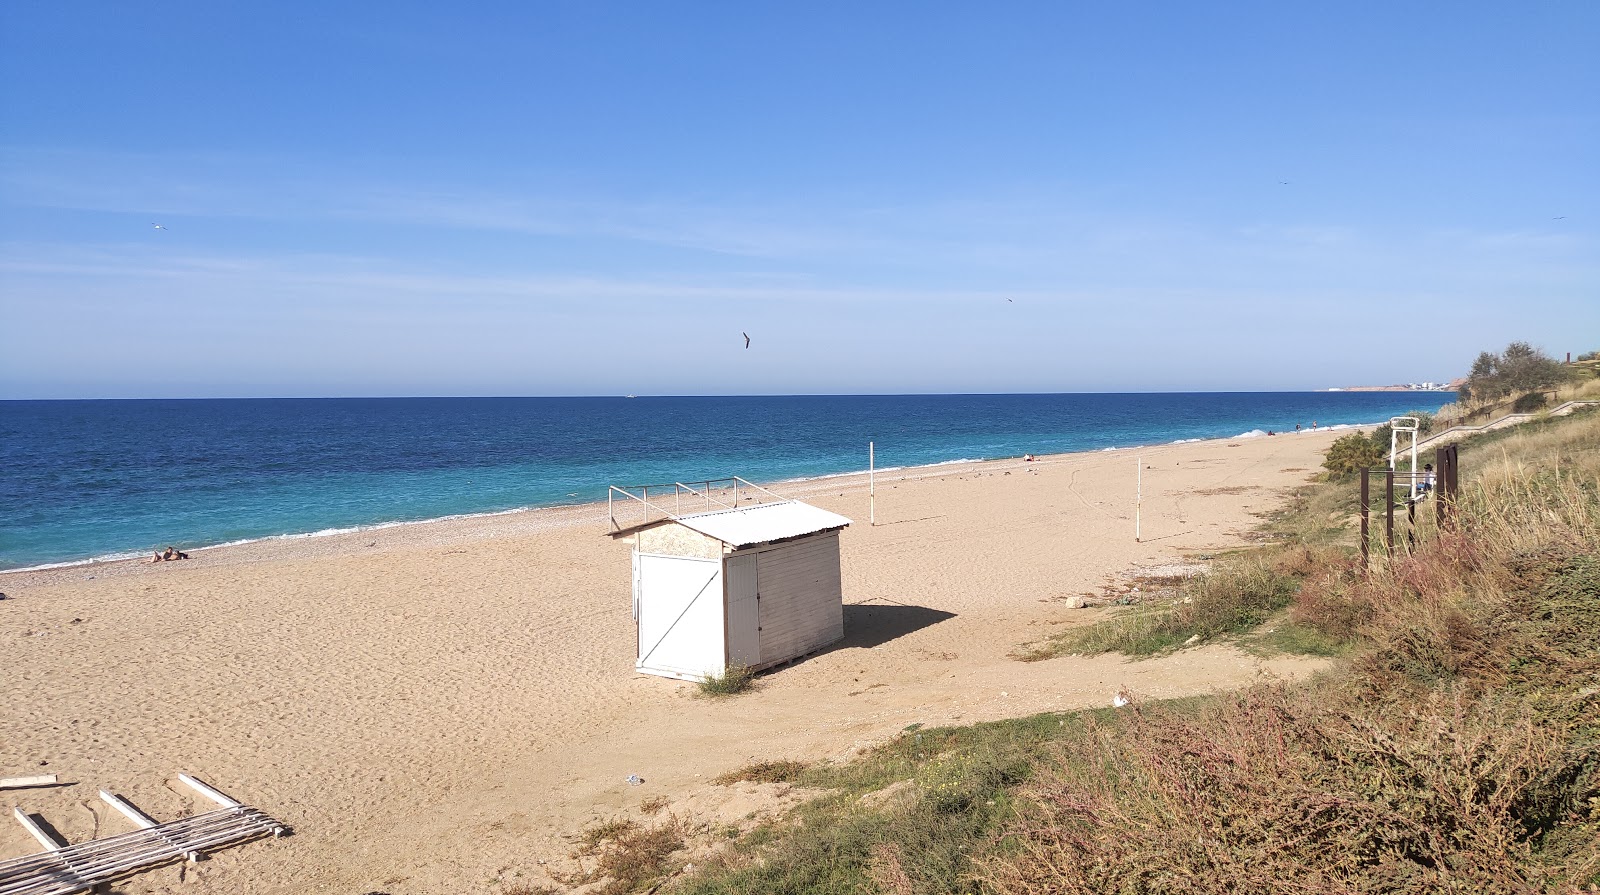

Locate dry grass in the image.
[977,411,1600,895]
[714,760,809,786]
[697,665,756,698]
[638,795,669,816]
[1022,549,1316,659]
[563,815,688,895]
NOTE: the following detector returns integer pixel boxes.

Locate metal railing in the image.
[607,476,790,534]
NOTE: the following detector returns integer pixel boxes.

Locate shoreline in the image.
[2,423,1372,577]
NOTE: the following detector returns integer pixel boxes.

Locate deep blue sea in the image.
[0,393,1454,571]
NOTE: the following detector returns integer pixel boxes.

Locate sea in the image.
[0,392,1454,571]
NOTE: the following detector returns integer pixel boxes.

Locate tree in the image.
[1459,341,1567,405]
[1324,432,1384,475]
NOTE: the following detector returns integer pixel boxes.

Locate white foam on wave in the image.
[779,465,905,484]
[1,549,151,574]
[1169,437,1203,444]
[1234,429,1268,439]
[0,504,575,575]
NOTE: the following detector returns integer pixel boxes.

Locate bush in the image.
[714,760,809,785]
[563,816,687,895]
[1323,431,1383,475]
[1460,341,1567,404]
[1512,391,1549,413]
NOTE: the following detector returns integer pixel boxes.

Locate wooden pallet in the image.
[1,775,286,895]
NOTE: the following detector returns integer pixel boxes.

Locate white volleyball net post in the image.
[1135,455,1142,542]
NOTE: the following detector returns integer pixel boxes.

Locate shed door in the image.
[635,552,724,679]
[725,553,760,668]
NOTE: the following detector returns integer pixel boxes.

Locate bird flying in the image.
[742,332,750,349]
[151,223,167,230]
[1553,216,1567,220]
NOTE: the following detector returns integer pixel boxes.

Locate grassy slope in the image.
[531,409,1600,895]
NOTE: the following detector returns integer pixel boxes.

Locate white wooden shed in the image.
[609,479,851,681]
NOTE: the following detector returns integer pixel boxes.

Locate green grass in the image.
[1239,617,1349,658]
[673,710,1106,895]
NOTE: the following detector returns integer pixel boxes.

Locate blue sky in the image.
[2,2,1595,398]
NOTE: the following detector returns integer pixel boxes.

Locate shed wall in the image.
[749,532,845,666]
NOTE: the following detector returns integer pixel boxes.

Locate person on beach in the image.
[1023,454,1036,462]
[1295,423,1302,433]
[150,546,189,563]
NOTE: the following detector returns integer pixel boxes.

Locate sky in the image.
[1,2,1595,399]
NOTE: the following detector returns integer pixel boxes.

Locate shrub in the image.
[1460,341,1568,404]
[697,665,756,697]
[563,817,687,895]
[1513,390,1549,413]
[1323,431,1383,475]
[714,760,809,785]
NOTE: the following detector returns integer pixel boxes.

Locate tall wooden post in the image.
[869,441,876,526]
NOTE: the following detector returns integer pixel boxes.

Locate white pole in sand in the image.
[869,441,876,526]
[1135,455,1142,542]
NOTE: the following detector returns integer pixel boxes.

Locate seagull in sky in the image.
[742,332,750,349]
[1553,216,1567,220]
[151,222,168,230]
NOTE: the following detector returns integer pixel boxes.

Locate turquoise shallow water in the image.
[0,392,1453,570]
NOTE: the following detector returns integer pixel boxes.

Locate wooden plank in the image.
[98,791,156,831]
[177,774,241,810]
[0,777,56,791]
[10,807,66,852]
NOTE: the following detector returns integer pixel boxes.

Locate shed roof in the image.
[671,500,851,548]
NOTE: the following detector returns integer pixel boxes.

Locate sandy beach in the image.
[2,430,1343,893]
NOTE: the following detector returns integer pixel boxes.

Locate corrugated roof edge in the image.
[672,500,852,548]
